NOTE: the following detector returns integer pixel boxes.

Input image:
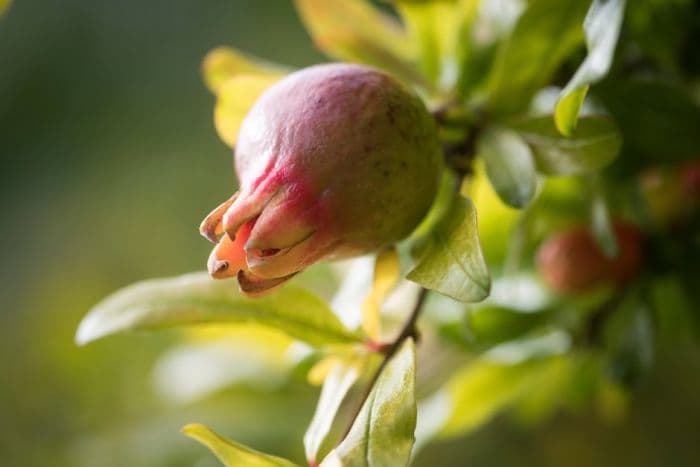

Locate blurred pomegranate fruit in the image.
[536,222,644,295]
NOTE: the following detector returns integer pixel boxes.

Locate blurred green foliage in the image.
[2,1,700,467]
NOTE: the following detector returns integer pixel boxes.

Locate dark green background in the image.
[1,1,699,466]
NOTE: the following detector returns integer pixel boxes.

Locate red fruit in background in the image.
[536,222,644,295]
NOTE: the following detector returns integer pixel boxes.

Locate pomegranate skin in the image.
[201,63,442,295]
[536,222,644,295]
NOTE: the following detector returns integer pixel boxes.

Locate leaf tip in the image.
[181,423,205,438]
[74,312,101,346]
[554,114,576,138]
[554,85,589,137]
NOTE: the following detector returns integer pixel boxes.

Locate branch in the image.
[339,287,429,441]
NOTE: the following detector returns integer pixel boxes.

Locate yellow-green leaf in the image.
[294,0,425,87]
[408,195,491,303]
[361,248,401,341]
[182,424,298,467]
[396,0,478,89]
[76,272,361,347]
[295,0,410,58]
[554,85,589,137]
[321,339,417,467]
[487,0,589,116]
[202,46,285,94]
[555,0,626,136]
[510,115,622,175]
[304,360,362,465]
[214,74,279,147]
[590,177,619,258]
[478,126,537,209]
[441,357,561,437]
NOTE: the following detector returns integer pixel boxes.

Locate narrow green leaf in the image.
[468,305,550,347]
[441,357,561,437]
[590,178,619,258]
[321,339,417,467]
[293,0,426,87]
[395,1,448,85]
[478,126,537,208]
[607,291,655,387]
[408,196,491,303]
[554,85,589,137]
[487,0,589,115]
[182,424,298,467]
[511,116,622,175]
[555,0,626,136]
[202,46,286,94]
[304,361,361,465]
[396,0,478,89]
[76,272,361,347]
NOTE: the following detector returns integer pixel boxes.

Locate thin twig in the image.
[339,287,429,441]
[334,101,482,452]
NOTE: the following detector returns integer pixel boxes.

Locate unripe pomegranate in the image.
[536,222,644,295]
[201,63,441,295]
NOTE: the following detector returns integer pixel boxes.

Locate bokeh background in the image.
[1,1,700,466]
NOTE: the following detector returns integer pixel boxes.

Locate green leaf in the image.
[590,179,619,258]
[202,46,286,94]
[441,356,561,437]
[468,305,550,348]
[487,0,589,115]
[595,79,700,171]
[478,126,538,208]
[511,356,577,424]
[607,293,655,387]
[555,0,626,136]
[408,196,491,303]
[293,0,426,87]
[554,85,589,137]
[510,116,622,175]
[76,272,361,347]
[408,170,458,243]
[304,360,361,465]
[214,74,280,148]
[396,0,479,89]
[182,423,298,467]
[321,339,417,467]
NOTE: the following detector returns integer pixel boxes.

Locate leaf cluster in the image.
[76,1,700,466]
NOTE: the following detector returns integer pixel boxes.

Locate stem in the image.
[339,287,429,441]
[333,101,480,452]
